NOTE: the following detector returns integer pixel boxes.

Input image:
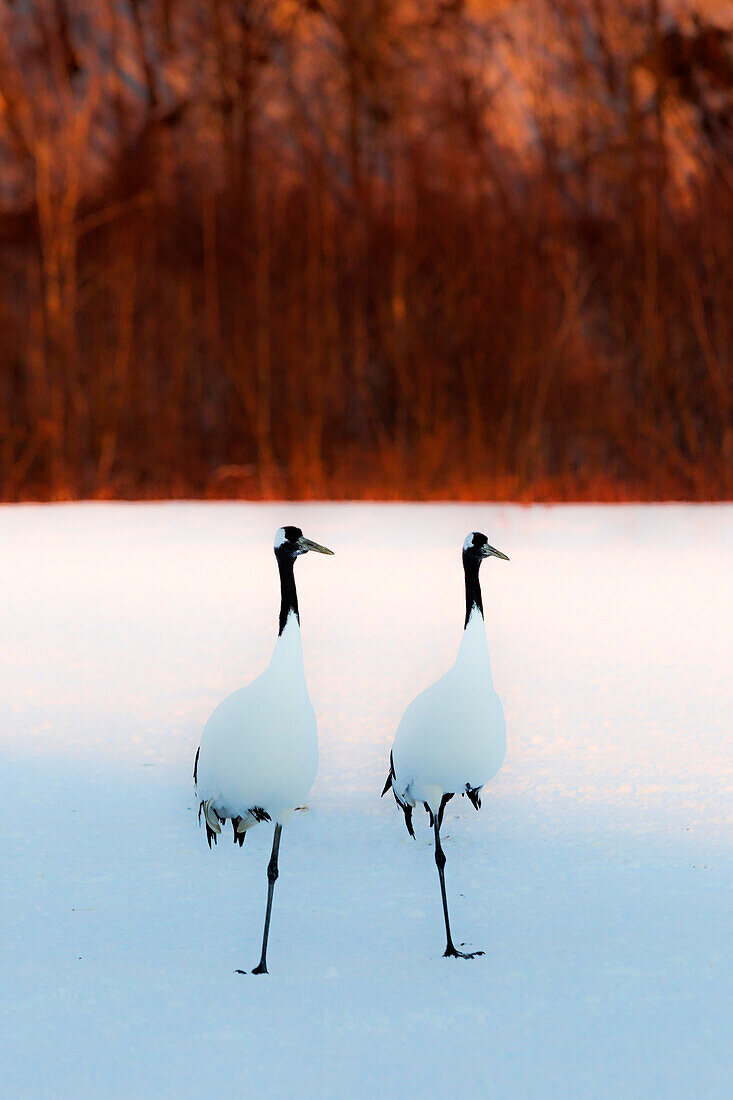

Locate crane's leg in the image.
[433,817,484,960]
[250,824,283,975]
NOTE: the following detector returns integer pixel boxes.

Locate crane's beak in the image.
[298,536,334,556]
[483,543,509,561]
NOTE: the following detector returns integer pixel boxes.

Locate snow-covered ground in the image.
[2,503,731,1098]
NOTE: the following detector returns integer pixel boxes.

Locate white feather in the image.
[196,613,318,826]
[391,609,506,813]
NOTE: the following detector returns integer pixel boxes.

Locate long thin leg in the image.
[433,817,484,960]
[250,823,282,975]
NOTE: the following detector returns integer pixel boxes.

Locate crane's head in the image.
[463,531,509,564]
[274,526,334,560]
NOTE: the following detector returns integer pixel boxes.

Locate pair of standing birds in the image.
[194,525,509,973]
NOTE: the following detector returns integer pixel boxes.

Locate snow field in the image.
[1,503,731,1097]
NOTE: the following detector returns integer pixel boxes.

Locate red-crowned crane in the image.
[194,526,333,974]
[383,532,509,959]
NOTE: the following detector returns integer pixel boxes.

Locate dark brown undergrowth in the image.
[0,1,730,502]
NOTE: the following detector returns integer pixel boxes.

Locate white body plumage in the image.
[196,613,318,830]
[391,608,506,814]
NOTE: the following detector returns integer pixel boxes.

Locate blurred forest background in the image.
[0,0,731,501]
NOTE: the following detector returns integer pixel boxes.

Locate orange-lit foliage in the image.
[0,0,730,500]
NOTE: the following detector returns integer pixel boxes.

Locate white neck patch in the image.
[463,532,478,552]
[274,527,288,549]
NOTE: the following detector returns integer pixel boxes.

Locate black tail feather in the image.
[384,751,415,838]
[198,803,269,850]
[193,746,200,785]
[381,750,396,797]
[199,800,223,848]
[231,817,246,847]
[395,793,415,838]
[465,785,482,811]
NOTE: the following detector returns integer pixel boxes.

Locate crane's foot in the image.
[235,968,247,975]
[444,944,485,959]
[251,962,269,975]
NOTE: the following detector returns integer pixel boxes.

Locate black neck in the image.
[463,555,483,627]
[277,555,299,635]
